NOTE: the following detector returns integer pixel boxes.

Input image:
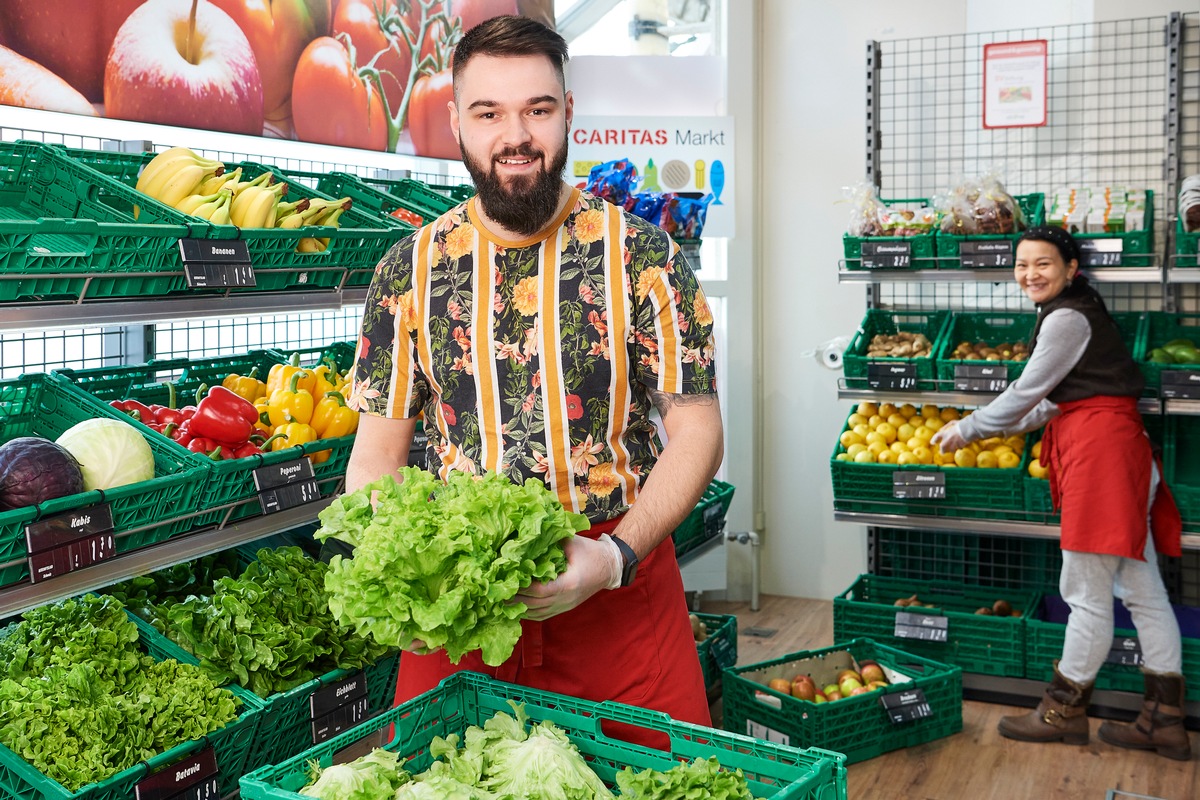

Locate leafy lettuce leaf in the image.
[615,756,754,799]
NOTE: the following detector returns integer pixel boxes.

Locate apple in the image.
[825,689,842,702]
[850,686,871,696]
[767,678,792,695]
[839,676,864,696]
[813,691,827,704]
[836,669,863,685]
[0,44,97,116]
[790,675,816,701]
[861,662,886,685]
[867,680,889,691]
[822,683,839,698]
[105,0,265,137]
[0,1,142,101]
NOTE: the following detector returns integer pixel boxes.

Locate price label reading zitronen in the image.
[861,240,912,269]
[867,361,918,390]
[178,238,255,288]
[1106,636,1144,667]
[254,458,320,514]
[892,471,946,500]
[958,239,1014,268]
[135,747,219,800]
[880,688,933,724]
[953,363,1010,393]
[1077,238,1124,267]
[1160,371,1200,400]
[894,611,949,642]
[24,503,116,584]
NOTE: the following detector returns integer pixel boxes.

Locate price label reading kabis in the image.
[1077,238,1124,267]
[880,688,933,724]
[861,240,912,269]
[1160,371,1200,400]
[24,503,116,584]
[866,361,918,390]
[135,747,219,800]
[310,670,370,744]
[253,458,320,514]
[892,471,945,500]
[178,238,255,288]
[1106,636,1143,667]
[894,611,949,642]
[958,239,1014,268]
[953,363,1010,393]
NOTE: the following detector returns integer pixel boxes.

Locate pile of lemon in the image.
[835,401,1026,468]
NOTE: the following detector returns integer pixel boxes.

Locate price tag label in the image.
[866,361,918,390]
[707,633,737,670]
[861,240,912,269]
[894,611,949,642]
[1160,371,1200,400]
[880,688,933,724]
[1078,238,1124,267]
[254,458,320,514]
[958,239,1014,268]
[1106,636,1143,667]
[892,471,945,500]
[135,747,219,800]
[953,363,1010,393]
[178,239,255,288]
[25,503,116,584]
[310,670,370,744]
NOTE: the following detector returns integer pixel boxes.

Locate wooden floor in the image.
[700,595,1200,800]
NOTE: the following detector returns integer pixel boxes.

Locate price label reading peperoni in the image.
[254,458,320,514]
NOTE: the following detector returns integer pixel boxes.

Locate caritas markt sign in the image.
[568,116,735,238]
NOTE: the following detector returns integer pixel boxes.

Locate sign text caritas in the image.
[571,127,727,146]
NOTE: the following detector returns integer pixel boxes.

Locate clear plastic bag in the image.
[974,168,1024,234]
[844,181,885,237]
[934,179,980,235]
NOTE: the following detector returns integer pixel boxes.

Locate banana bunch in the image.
[133,147,225,219]
[230,179,289,229]
[276,197,353,253]
[175,188,233,223]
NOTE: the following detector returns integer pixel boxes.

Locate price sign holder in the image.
[1160,371,1200,400]
[861,240,912,269]
[707,632,737,669]
[953,363,1010,393]
[880,688,934,724]
[25,503,116,584]
[1078,238,1124,267]
[1106,636,1143,667]
[135,747,219,800]
[178,238,255,288]
[894,611,949,643]
[254,458,320,514]
[867,361,918,390]
[311,670,370,744]
[892,471,946,500]
[958,239,1014,268]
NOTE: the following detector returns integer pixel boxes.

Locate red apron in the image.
[1043,395,1181,559]
[391,515,712,750]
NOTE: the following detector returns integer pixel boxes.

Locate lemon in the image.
[976,450,1000,469]
[915,426,935,442]
[1032,441,1042,459]
[991,444,1015,457]
[847,443,868,459]
[897,451,918,465]
[921,404,940,419]
[868,441,888,457]
[887,413,908,428]
[940,407,961,422]
[906,436,925,450]
[998,451,1021,469]
[841,430,866,448]
[857,401,879,417]
[980,436,1004,449]
[890,441,909,454]
[897,423,916,442]
[836,452,852,461]
[912,446,935,465]
[899,403,917,417]
[866,431,886,447]
[879,403,898,417]
[853,423,871,438]
[1028,458,1048,478]
[1003,435,1025,453]
[868,415,884,428]
[908,415,924,427]
[848,413,869,428]
[876,422,898,443]
[924,417,944,432]
[855,449,876,463]
[877,449,899,464]
[954,448,977,468]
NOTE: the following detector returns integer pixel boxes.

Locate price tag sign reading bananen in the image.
[178,238,255,288]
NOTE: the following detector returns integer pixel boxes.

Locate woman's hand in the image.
[931,419,969,453]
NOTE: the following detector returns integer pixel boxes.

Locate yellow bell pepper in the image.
[253,396,272,435]
[310,359,340,399]
[266,354,317,396]
[312,391,358,438]
[267,371,314,427]
[222,367,266,402]
[270,421,317,451]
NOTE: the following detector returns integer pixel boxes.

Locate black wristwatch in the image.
[610,535,640,587]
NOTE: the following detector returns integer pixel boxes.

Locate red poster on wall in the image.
[0,0,554,159]
[982,40,1048,129]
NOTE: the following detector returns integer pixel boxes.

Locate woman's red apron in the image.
[1042,395,1181,559]
[390,515,712,750]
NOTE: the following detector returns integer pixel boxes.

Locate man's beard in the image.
[462,136,569,238]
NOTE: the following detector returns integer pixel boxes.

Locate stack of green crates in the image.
[1069,190,1155,268]
[934,311,1037,388]
[1136,311,1200,397]
[842,309,948,390]
[1175,216,1200,269]
[674,479,735,561]
[239,671,848,800]
[695,612,738,698]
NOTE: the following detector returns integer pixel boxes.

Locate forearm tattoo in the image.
[648,389,717,419]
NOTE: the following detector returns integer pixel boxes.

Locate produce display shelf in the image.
[0,497,331,619]
[837,266,1164,283]
[835,387,1165,416]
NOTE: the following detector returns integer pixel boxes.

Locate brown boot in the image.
[998,664,1093,745]
[1098,671,1192,760]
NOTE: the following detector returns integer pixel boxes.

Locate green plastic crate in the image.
[833,574,1039,677]
[935,193,1046,265]
[240,671,846,800]
[842,198,937,271]
[1164,414,1200,535]
[0,374,208,589]
[674,479,735,560]
[695,612,738,697]
[1023,476,1058,523]
[1070,190,1155,267]
[843,310,948,390]
[1174,215,1200,268]
[870,528,1064,596]
[427,182,476,203]
[721,637,962,764]
[1136,311,1200,396]
[0,611,261,800]
[934,311,1037,387]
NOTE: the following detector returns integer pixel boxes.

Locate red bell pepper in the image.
[110,398,152,421]
[189,385,260,444]
[230,441,263,459]
[187,437,224,460]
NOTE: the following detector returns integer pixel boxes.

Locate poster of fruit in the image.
[0,0,554,159]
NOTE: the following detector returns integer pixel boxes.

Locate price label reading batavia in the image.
[958,239,1014,268]
[1077,238,1124,267]
[1160,371,1200,400]
[310,670,370,744]
[1106,636,1143,667]
[954,363,1010,393]
[880,688,933,724]
[135,747,219,800]
[24,503,116,584]
[867,361,918,390]
[892,471,946,500]
[254,458,320,514]
[178,238,255,288]
[894,611,949,642]
[861,240,912,269]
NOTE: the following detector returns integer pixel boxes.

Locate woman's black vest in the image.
[1027,275,1144,403]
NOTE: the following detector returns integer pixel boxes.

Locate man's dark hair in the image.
[451,15,569,94]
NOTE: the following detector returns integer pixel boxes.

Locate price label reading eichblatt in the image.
[178,239,255,288]
[892,471,945,500]
[894,611,949,642]
[958,239,1014,268]
[1160,371,1200,400]
[135,747,219,800]
[861,240,912,269]
[254,458,320,514]
[867,361,918,390]
[953,363,1010,393]
[1078,238,1124,267]
[1106,636,1144,667]
[311,695,370,744]
[880,688,933,724]
[25,504,116,584]
[310,671,368,719]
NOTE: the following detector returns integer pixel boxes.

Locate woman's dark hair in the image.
[452,16,569,95]
[1016,225,1081,266]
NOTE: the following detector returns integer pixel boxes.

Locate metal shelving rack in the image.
[848,12,1200,717]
